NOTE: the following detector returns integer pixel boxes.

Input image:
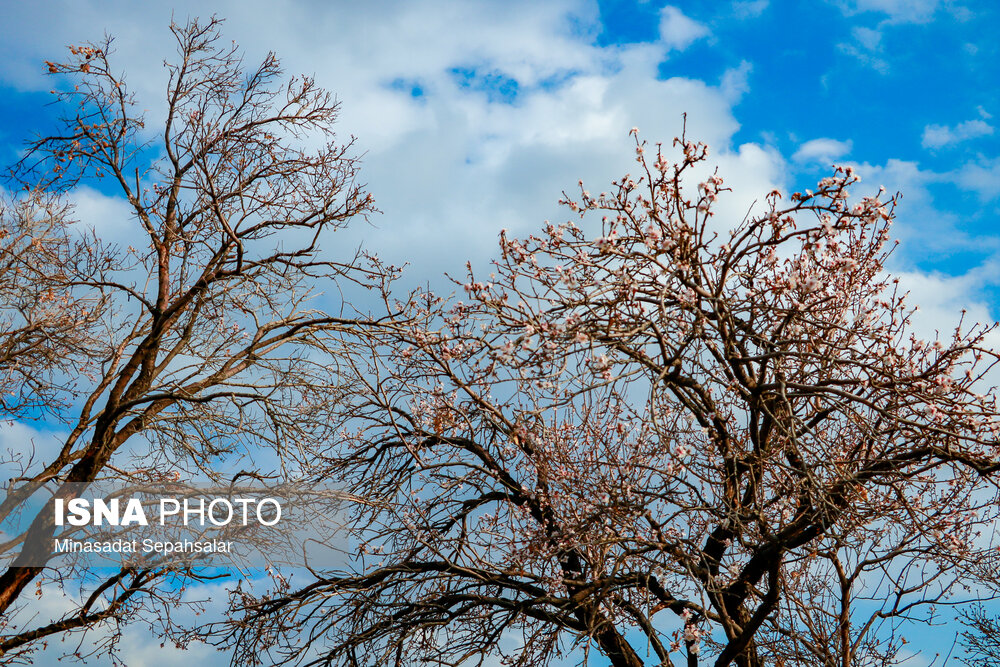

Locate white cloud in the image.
[0,421,66,484]
[658,6,710,51]
[952,158,1000,200]
[894,266,1000,348]
[852,25,883,51]
[731,0,770,18]
[832,0,941,23]
[66,185,136,240]
[851,157,967,256]
[0,0,776,287]
[792,138,853,164]
[838,26,890,73]
[845,156,1000,328]
[921,118,995,148]
[709,142,788,230]
[720,60,753,102]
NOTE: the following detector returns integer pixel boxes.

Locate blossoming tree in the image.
[225,130,1000,666]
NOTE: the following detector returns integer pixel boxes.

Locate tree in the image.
[961,604,1000,667]
[0,18,382,661]
[0,193,108,423]
[222,130,1000,666]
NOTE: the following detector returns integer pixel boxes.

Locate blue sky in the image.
[0,0,997,664]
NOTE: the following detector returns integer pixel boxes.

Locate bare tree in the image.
[222,130,1000,666]
[0,18,383,661]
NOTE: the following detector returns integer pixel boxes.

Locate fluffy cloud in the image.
[792,137,853,164]
[65,186,136,240]
[952,158,1000,200]
[731,0,770,18]
[837,26,890,73]
[831,0,941,23]
[0,0,780,290]
[851,157,967,256]
[922,118,995,148]
[894,265,1000,350]
[658,6,710,51]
